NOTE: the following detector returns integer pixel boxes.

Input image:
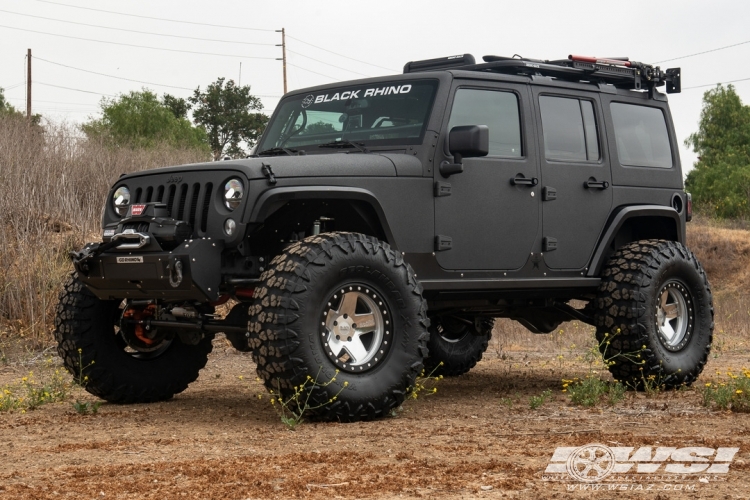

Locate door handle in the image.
[583,179,610,190]
[510,175,538,187]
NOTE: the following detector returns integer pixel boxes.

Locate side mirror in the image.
[440,125,489,177]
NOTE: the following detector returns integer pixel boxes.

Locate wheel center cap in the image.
[335,316,353,340]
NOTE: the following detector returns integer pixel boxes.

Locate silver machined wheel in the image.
[321,285,391,372]
[655,280,693,351]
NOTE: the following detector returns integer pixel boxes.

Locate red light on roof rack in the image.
[569,55,631,67]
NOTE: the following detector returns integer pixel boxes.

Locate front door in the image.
[532,89,613,270]
[435,83,539,271]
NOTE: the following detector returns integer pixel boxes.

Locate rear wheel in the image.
[424,317,493,376]
[54,273,213,403]
[248,233,430,422]
[593,240,713,389]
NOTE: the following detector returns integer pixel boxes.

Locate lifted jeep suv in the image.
[56,53,712,421]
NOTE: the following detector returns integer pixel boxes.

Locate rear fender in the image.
[588,205,683,277]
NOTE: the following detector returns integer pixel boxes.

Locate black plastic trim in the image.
[247,186,397,246]
[587,205,683,277]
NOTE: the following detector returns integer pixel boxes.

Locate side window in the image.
[539,96,600,162]
[447,88,522,157]
[610,103,672,169]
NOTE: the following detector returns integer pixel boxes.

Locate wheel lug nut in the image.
[333,321,338,326]
[343,314,348,319]
[347,337,352,341]
[336,335,340,340]
[352,323,357,328]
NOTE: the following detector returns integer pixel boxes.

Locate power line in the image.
[36,81,116,97]
[286,34,398,73]
[6,96,97,106]
[0,25,278,60]
[683,76,750,91]
[36,57,194,91]
[287,49,372,78]
[654,40,750,64]
[32,0,276,32]
[0,8,277,47]
[286,63,337,82]
[2,81,26,91]
[36,57,283,97]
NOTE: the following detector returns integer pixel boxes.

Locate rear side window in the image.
[610,103,673,169]
[539,96,600,162]
[448,89,522,157]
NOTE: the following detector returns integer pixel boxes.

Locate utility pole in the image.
[275,28,287,94]
[26,48,31,120]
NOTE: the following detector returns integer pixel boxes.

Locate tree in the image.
[162,93,191,120]
[685,85,750,218]
[83,89,209,152]
[189,78,268,160]
[0,87,16,114]
[0,87,43,126]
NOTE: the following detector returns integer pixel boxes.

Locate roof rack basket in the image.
[403,54,681,95]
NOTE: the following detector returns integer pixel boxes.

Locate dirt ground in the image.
[0,321,748,500]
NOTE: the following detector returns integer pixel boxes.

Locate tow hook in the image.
[168,257,183,288]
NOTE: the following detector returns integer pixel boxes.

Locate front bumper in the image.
[75,238,223,302]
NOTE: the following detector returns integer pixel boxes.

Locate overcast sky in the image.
[2,0,749,172]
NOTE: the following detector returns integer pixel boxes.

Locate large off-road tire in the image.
[424,317,493,376]
[593,240,713,389]
[54,273,213,403]
[248,233,430,422]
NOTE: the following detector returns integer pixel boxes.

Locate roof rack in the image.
[403,54,681,95]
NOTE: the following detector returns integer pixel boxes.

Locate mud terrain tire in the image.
[424,317,493,376]
[593,240,713,389]
[248,233,430,422]
[54,273,213,403]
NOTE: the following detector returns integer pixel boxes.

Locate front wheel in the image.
[248,233,430,422]
[54,273,213,403]
[593,240,713,389]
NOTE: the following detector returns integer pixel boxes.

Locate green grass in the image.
[701,369,750,412]
[564,376,626,407]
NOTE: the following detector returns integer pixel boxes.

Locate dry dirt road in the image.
[1,324,749,500]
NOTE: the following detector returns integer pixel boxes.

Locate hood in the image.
[122,153,403,182]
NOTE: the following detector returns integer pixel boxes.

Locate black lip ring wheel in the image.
[54,273,213,404]
[424,316,493,377]
[248,233,430,422]
[320,285,393,373]
[594,240,713,389]
[655,280,694,352]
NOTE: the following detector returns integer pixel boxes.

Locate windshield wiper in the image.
[257,147,299,156]
[317,140,369,153]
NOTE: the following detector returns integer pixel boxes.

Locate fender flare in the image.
[587,205,684,277]
[245,186,397,246]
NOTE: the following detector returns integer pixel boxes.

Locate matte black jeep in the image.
[56,53,712,421]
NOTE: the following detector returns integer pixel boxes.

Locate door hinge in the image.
[434,181,452,197]
[543,237,558,252]
[543,186,557,201]
[435,235,453,251]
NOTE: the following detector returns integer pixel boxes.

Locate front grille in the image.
[132,181,214,237]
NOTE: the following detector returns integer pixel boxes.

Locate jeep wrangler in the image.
[55,53,712,422]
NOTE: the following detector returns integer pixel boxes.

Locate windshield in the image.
[258,79,438,151]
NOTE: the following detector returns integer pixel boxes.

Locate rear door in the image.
[532,88,612,270]
[434,82,539,271]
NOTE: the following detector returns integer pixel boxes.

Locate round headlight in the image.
[113,186,130,216]
[224,178,244,210]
